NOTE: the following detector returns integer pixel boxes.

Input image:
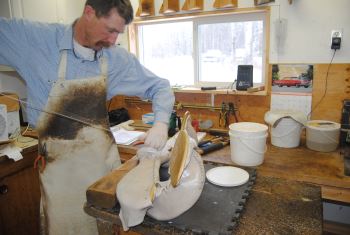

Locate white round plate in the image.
[206,166,249,187]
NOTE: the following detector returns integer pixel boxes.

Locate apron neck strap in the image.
[99,56,108,77]
[58,50,68,81]
[57,50,108,81]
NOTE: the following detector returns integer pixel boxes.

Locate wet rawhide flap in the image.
[169,111,191,187]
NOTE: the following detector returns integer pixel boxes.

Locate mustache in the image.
[96,41,112,48]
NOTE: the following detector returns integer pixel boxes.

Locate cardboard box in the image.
[0,93,21,135]
[0,93,20,112]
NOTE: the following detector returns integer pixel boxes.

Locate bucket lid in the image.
[229,122,268,133]
[206,166,249,187]
[264,109,307,126]
[306,120,340,131]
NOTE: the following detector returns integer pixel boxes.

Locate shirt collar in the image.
[58,22,103,61]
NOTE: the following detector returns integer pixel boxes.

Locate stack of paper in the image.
[111,128,145,145]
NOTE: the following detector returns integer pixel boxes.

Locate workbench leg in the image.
[96,219,141,235]
[96,218,118,235]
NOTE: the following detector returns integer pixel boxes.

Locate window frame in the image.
[128,7,270,90]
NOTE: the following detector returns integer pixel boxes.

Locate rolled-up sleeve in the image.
[0,17,63,126]
[107,48,175,124]
[0,17,26,69]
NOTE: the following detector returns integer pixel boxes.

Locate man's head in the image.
[75,0,134,51]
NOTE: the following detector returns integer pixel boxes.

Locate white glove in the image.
[141,122,168,150]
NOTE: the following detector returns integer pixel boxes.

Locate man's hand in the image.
[141,122,168,150]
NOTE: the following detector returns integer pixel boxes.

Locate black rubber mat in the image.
[140,163,257,235]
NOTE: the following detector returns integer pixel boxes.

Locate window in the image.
[138,21,193,86]
[133,10,267,87]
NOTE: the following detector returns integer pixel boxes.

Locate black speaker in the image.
[236,65,253,91]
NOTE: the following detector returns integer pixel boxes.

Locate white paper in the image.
[271,93,312,117]
[112,128,145,145]
[0,144,23,161]
[197,132,206,142]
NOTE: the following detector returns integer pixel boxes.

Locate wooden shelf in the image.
[172,87,268,96]
[159,0,179,14]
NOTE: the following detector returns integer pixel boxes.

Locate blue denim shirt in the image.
[0,17,174,127]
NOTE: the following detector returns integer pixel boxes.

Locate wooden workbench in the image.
[117,138,350,204]
[85,174,322,235]
[201,142,350,204]
[85,137,350,234]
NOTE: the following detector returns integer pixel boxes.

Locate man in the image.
[0,0,174,234]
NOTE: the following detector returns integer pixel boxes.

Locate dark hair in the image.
[85,0,134,24]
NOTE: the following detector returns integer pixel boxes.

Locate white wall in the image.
[0,71,27,99]
[268,0,349,63]
[9,0,85,23]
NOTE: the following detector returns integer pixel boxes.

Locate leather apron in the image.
[36,51,120,235]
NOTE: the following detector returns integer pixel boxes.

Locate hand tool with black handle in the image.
[196,141,229,155]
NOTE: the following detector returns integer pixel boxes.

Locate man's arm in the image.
[107,48,175,149]
[107,48,175,125]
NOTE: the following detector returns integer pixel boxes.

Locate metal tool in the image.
[219,102,228,127]
[197,136,223,148]
[198,128,229,137]
[196,139,230,155]
[228,102,238,123]
[34,142,47,172]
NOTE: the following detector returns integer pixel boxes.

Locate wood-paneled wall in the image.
[311,64,350,121]
[108,64,349,128]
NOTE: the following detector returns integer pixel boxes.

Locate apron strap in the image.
[58,51,107,81]
[100,56,108,77]
[57,50,68,82]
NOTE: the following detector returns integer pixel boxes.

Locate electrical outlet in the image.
[331,30,342,38]
[331,29,342,50]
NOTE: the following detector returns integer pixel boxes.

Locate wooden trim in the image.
[322,185,350,204]
[128,23,138,56]
[173,88,268,96]
[254,0,275,6]
[265,8,271,95]
[323,220,350,235]
[133,6,269,23]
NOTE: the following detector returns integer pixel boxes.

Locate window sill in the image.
[172,87,267,96]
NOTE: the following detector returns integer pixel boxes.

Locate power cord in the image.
[229,79,237,90]
[307,49,337,119]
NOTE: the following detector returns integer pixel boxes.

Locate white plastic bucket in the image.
[306,120,340,152]
[271,117,303,148]
[229,122,268,167]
